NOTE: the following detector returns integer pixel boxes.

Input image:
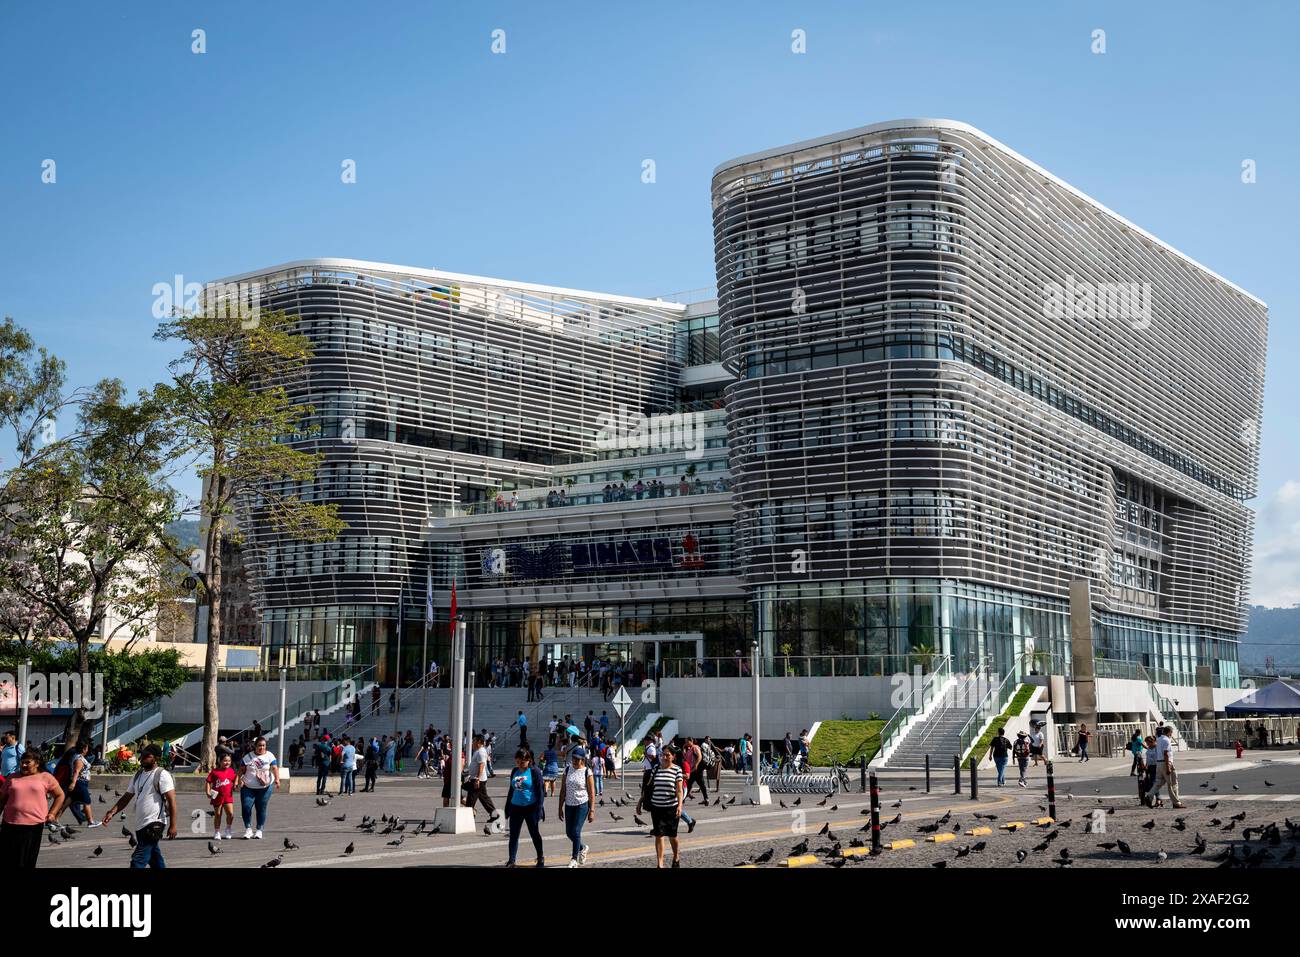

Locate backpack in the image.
[699,743,716,767]
[1012,738,1029,759]
[53,752,75,791]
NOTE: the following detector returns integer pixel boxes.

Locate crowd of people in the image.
[481,654,647,703]
[485,475,731,513]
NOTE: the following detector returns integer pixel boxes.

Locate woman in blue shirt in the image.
[504,748,545,867]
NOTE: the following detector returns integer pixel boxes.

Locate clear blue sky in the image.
[2,1,1297,604]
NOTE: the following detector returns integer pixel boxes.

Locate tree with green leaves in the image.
[153,306,344,770]
[0,376,189,747]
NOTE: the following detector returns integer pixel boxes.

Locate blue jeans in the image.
[241,785,272,829]
[130,830,165,868]
[593,774,603,796]
[564,806,587,860]
[339,769,356,794]
[994,756,1007,784]
[316,762,329,793]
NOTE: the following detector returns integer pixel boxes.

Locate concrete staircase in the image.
[327,683,613,756]
[882,678,983,769]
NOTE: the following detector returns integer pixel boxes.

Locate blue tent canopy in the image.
[1224,679,1300,715]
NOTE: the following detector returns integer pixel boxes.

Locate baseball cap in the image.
[571,747,588,760]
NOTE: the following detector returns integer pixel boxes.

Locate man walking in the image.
[516,710,528,748]
[1155,726,1185,808]
[986,727,1012,786]
[466,734,500,826]
[103,744,177,868]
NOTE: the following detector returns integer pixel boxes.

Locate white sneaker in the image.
[213,831,223,841]
[223,828,233,840]
[254,830,263,839]
[243,828,254,839]
[579,844,588,865]
[568,858,578,868]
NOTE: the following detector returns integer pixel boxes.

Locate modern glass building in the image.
[711,118,1266,693]
[218,120,1266,714]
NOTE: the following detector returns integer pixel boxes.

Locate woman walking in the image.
[637,744,685,868]
[0,749,65,868]
[504,749,545,867]
[542,742,560,796]
[558,746,595,867]
[1075,723,1091,762]
[1128,729,1144,775]
[65,740,95,826]
[239,737,280,839]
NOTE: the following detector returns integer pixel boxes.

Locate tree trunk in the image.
[199,486,225,772]
[63,632,93,752]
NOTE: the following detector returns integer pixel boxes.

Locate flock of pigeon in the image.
[731,780,1300,869]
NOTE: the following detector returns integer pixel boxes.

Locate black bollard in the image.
[1046,760,1056,820]
[869,771,882,855]
[969,756,978,800]
[925,753,931,793]
[953,754,961,794]
[860,754,867,793]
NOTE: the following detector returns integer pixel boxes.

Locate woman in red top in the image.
[0,750,66,868]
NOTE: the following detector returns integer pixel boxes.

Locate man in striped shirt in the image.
[637,745,685,868]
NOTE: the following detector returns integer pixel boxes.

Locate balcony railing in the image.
[658,653,943,680]
[440,479,732,518]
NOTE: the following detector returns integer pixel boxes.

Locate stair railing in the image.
[877,654,952,759]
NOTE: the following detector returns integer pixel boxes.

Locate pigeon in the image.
[972,841,986,852]
[728,795,737,805]
[859,823,873,832]
[752,848,774,864]
[938,811,951,824]
[90,846,103,858]
[128,836,136,848]
[1209,818,1223,827]
[818,796,829,807]
[1190,836,1207,855]
[1156,849,1168,863]
[47,832,61,845]
[1265,780,1275,788]
[829,856,848,868]
[1172,819,1187,832]
[262,855,283,868]
[1054,857,1073,867]
[1142,819,1156,830]
[780,800,787,808]
[1015,849,1028,863]
[1058,848,1070,860]
[1097,842,1118,850]
[1206,802,1218,811]
[955,845,971,858]
[284,838,299,850]
[792,839,809,856]
[333,814,347,822]
[932,860,947,868]
[387,835,405,846]
[888,814,902,825]
[830,805,838,812]
[1230,812,1246,823]
[121,826,132,839]
[208,840,223,855]
[818,822,830,836]
[1232,785,1240,791]
[611,813,623,822]
[98,795,105,804]
[973,813,997,820]
[1117,840,1132,856]
[315,797,330,807]
[343,842,355,856]
[891,800,903,809]
[916,822,940,834]
[1032,840,1050,852]
[634,815,647,826]
[792,798,801,806]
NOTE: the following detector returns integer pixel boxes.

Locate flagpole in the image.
[393,580,403,742]
[420,565,430,742]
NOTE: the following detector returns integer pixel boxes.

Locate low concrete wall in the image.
[161,681,335,727]
[661,676,914,740]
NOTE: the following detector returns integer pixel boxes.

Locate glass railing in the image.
[226,664,378,746]
[658,654,932,680]
[877,655,952,759]
[440,479,732,517]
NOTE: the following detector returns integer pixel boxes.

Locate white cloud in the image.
[1250,480,1300,608]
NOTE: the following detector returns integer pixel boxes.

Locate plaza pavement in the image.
[34,747,1300,869]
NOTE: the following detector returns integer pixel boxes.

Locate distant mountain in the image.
[166,518,201,551]
[1242,605,1300,673]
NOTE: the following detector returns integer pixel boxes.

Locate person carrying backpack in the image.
[986,727,1012,786]
[1012,731,1031,788]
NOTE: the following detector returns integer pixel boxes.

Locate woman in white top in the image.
[239,737,280,839]
[557,746,595,867]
